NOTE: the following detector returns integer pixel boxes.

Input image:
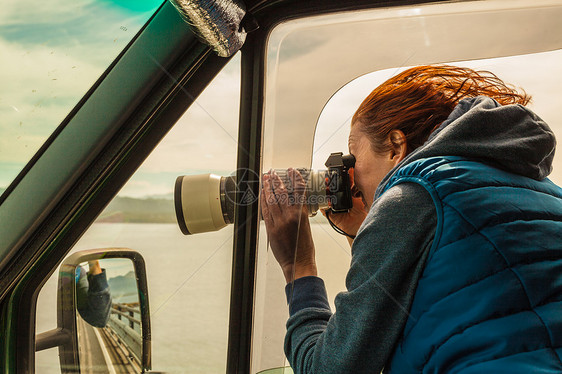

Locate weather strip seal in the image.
[169,0,255,57]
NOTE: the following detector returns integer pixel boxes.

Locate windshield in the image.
[0,0,164,194]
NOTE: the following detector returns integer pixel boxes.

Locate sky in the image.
[0,0,163,188]
[81,257,135,278]
[0,0,242,199]
[115,53,241,198]
[2,1,561,199]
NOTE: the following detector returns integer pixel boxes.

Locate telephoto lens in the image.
[174,152,355,235]
[174,169,327,235]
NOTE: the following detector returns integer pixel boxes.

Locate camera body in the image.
[174,152,356,234]
[324,152,355,213]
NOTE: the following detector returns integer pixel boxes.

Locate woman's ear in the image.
[388,129,408,166]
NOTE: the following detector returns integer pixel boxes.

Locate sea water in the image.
[35,222,350,373]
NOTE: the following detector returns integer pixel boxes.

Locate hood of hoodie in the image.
[375,96,557,198]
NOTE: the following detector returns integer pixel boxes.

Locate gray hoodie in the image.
[284,96,557,374]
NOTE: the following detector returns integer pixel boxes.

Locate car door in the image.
[2,0,562,373]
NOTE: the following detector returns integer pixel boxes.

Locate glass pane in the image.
[255,1,562,373]
[75,258,142,373]
[35,53,240,373]
[0,0,163,193]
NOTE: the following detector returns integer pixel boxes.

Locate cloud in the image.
[118,179,172,198]
[0,37,100,162]
[109,53,242,197]
[135,55,241,174]
[0,0,97,27]
[0,0,239,195]
[0,0,160,186]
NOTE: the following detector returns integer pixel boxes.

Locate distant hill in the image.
[108,271,138,302]
[145,192,174,200]
[3,187,333,225]
[97,196,176,224]
[0,187,176,223]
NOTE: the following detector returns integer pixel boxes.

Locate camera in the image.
[174,152,355,234]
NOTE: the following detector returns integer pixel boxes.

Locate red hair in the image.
[352,65,531,154]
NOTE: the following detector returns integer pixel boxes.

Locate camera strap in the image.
[325,209,356,239]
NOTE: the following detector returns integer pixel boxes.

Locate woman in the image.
[260,65,562,373]
[76,260,112,328]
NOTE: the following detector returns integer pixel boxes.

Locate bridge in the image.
[78,302,142,373]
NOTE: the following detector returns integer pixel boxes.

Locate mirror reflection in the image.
[75,258,142,373]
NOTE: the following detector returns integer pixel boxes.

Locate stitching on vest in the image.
[421,306,551,370]
[431,215,562,258]
[531,309,562,367]
[442,199,540,298]
[402,204,562,338]
[410,257,562,331]
[388,157,562,370]
[446,183,562,199]
[418,201,562,369]
[428,346,562,373]
[536,293,562,307]
[436,195,561,254]
[445,257,561,303]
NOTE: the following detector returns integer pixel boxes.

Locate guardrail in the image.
[112,303,141,330]
[105,302,142,367]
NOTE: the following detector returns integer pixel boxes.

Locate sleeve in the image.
[77,269,113,328]
[284,183,437,374]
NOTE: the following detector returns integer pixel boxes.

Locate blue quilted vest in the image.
[381,156,562,373]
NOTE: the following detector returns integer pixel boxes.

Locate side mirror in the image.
[36,248,151,373]
[258,368,294,374]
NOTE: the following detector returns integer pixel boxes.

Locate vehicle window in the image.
[313,50,562,185]
[35,52,240,373]
[254,1,562,373]
[0,0,163,195]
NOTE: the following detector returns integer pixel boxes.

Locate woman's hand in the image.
[88,260,102,275]
[261,168,317,283]
[321,168,368,242]
[321,195,368,240]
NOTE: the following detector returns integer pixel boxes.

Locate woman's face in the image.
[348,125,401,210]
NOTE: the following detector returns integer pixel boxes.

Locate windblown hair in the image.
[352,65,531,154]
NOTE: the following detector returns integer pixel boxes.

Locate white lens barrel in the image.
[174,174,228,234]
[272,169,329,215]
[175,169,331,235]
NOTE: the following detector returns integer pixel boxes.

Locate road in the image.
[77,316,140,373]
